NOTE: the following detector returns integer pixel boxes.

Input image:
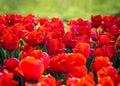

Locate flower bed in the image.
[0,14,120,86]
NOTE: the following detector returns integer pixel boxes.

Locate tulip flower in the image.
[73,43,90,59]
[94,45,116,59]
[97,67,118,85]
[19,57,44,81]
[3,58,19,72]
[91,56,112,73]
[47,39,66,55]
[0,70,18,86]
[30,50,50,70]
[66,72,95,86]
[63,32,78,48]
[91,15,102,27]
[0,33,20,51]
[24,31,44,47]
[97,76,114,86]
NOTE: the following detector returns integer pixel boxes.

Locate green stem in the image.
[86,56,94,72]
[7,51,12,58]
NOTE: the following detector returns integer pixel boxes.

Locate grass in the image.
[0,0,120,20]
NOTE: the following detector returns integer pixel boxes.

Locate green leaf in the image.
[0,46,7,65]
[118,68,120,73]
[111,52,120,68]
[86,56,94,72]
[65,48,73,53]
[15,47,21,60]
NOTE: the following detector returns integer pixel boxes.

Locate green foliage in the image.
[0,0,120,20]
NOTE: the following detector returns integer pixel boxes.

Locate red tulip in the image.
[0,33,20,51]
[10,23,24,34]
[101,15,118,31]
[97,34,110,47]
[65,53,86,72]
[108,25,119,39]
[94,45,116,59]
[38,74,57,86]
[24,31,44,47]
[25,74,57,86]
[116,19,120,29]
[91,28,99,41]
[5,14,22,26]
[25,82,41,86]
[94,47,104,57]
[67,65,88,79]
[5,14,16,26]
[91,15,102,27]
[66,72,95,86]
[102,45,116,59]
[68,18,91,36]
[3,58,19,72]
[77,35,90,43]
[39,17,48,26]
[30,50,50,70]
[0,15,8,25]
[19,57,44,81]
[73,43,90,58]
[97,76,114,86]
[47,39,66,55]
[97,67,118,85]
[91,56,112,73]
[49,53,86,73]
[44,18,64,40]
[24,23,35,32]
[67,19,77,26]
[77,26,91,36]
[115,74,120,86]
[77,18,92,29]
[0,70,18,86]
[20,44,34,59]
[63,32,78,48]
[10,23,28,38]
[51,17,64,32]
[0,24,7,36]
[49,53,68,73]
[23,14,38,25]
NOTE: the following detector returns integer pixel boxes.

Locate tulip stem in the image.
[0,47,5,65]
[7,51,12,58]
[86,56,94,71]
[18,75,24,86]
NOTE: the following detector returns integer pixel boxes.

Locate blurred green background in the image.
[0,0,120,20]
